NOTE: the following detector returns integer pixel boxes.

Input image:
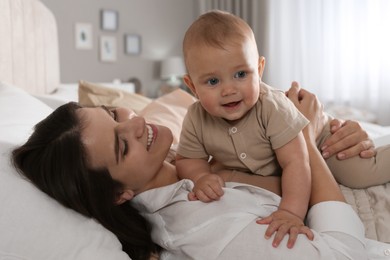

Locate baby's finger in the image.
[210,182,224,197]
[195,190,212,203]
[187,192,198,201]
[300,226,314,240]
[287,226,299,248]
[272,224,290,248]
[256,215,273,225]
[264,220,281,240]
[204,185,222,200]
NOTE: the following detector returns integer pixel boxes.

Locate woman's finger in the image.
[286,81,301,103]
[322,120,375,159]
[335,138,374,160]
[360,147,376,158]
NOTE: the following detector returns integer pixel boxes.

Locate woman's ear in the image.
[116,189,134,205]
[258,56,266,78]
[183,74,197,97]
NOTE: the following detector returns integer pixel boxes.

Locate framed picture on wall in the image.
[101,9,118,31]
[75,23,92,50]
[125,34,141,55]
[100,36,117,62]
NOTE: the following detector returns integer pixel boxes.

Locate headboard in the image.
[0,0,60,94]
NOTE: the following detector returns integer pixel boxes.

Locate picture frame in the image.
[99,36,117,62]
[75,23,92,50]
[101,9,118,31]
[125,34,141,55]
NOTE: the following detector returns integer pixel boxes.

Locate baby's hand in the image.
[188,174,225,202]
[256,209,314,248]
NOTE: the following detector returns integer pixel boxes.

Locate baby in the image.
[176,10,312,248]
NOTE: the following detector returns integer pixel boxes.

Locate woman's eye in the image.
[207,78,219,86]
[110,109,118,121]
[122,139,128,156]
[234,71,247,78]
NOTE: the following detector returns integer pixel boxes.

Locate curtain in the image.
[196,0,260,31]
[197,0,252,19]
[262,0,390,125]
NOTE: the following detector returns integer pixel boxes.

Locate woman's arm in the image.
[286,81,375,159]
[286,84,346,205]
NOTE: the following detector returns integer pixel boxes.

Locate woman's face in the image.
[77,106,173,195]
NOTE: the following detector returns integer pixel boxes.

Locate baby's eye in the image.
[207,78,219,86]
[234,71,247,79]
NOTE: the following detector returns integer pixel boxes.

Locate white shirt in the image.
[131,180,390,260]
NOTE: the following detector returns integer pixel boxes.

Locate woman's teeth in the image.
[146,124,153,150]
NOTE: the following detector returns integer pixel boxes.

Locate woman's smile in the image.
[146,124,158,151]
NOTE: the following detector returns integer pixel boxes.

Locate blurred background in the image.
[41,0,390,124]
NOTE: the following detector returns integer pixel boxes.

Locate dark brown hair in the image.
[12,102,159,260]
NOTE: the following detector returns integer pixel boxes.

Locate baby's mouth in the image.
[223,101,240,107]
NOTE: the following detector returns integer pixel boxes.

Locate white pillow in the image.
[359,121,390,147]
[374,135,390,147]
[0,82,130,260]
[0,83,53,144]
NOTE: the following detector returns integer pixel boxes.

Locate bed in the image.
[1,0,390,259]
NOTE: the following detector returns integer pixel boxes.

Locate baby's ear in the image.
[115,189,134,205]
[258,56,266,78]
[183,74,197,97]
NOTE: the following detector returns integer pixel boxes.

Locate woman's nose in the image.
[115,107,137,122]
[118,116,146,137]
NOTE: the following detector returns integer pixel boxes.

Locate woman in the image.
[12,84,380,260]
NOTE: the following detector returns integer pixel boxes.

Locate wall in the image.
[40,0,197,97]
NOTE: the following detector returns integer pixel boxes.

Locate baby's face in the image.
[184,38,261,122]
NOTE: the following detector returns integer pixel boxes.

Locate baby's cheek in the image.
[200,98,218,114]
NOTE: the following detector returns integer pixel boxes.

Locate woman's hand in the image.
[286,81,328,141]
[286,81,375,159]
[321,119,376,159]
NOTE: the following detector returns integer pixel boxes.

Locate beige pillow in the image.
[79,79,196,152]
[78,80,152,113]
[139,89,196,146]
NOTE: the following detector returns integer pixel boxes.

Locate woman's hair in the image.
[12,102,160,260]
